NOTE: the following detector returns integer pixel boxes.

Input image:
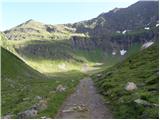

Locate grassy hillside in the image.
[92,44,159,118]
[1,47,85,118]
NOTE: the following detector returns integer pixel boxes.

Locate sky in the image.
[1,0,139,31]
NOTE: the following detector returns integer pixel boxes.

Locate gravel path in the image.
[56,77,113,119]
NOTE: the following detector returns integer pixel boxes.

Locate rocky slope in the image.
[71,1,159,53]
[73,1,158,35]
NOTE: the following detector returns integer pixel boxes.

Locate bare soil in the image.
[56,77,113,119]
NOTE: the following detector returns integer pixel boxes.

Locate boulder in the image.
[32,100,48,111]
[2,114,14,119]
[134,99,150,106]
[36,100,48,111]
[134,99,159,107]
[56,84,66,92]
[35,96,42,100]
[125,82,137,91]
[97,74,102,77]
[62,104,88,113]
[17,109,37,119]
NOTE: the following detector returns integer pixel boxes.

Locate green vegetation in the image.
[92,44,159,118]
[1,47,85,118]
[1,1,159,119]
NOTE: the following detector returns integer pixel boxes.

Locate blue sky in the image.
[1,0,139,31]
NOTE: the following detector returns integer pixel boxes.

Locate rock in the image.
[17,109,38,119]
[134,99,151,106]
[71,80,74,82]
[35,96,42,100]
[97,74,102,77]
[62,104,88,113]
[40,116,52,119]
[2,114,14,119]
[125,82,137,91]
[134,99,159,107]
[40,116,47,119]
[56,84,66,92]
[153,103,159,107]
[37,100,48,111]
[32,100,48,111]
[62,108,74,113]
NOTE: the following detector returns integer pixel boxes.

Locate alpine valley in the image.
[1,1,159,119]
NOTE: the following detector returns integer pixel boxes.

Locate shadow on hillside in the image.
[14,39,108,63]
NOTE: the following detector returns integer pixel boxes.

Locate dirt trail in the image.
[56,77,113,119]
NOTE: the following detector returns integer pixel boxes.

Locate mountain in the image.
[1,1,159,119]
[73,1,159,36]
[3,1,159,52]
[71,1,159,51]
[4,19,77,40]
[92,44,159,118]
[1,1,159,74]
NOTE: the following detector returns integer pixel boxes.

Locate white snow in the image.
[142,41,154,49]
[112,52,116,55]
[156,24,159,27]
[122,30,127,34]
[120,49,127,55]
[144,27,150,30]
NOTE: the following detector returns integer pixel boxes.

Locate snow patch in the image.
[142,41,154,49]
[144,27,150,30]
[156,24,159,27]
[122,30,127,34]
[120,49,127,55]
[112,52,116,55]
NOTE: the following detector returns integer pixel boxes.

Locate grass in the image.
[92,44,159,118]
[1,47,85,118]
[26,59,83,74]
